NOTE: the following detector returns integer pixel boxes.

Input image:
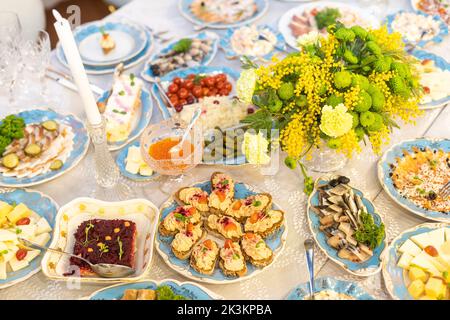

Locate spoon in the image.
[169,108,202,157]
[18,238,135,278]
[304,238,315,300]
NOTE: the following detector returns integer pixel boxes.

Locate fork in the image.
[438,181,450,198]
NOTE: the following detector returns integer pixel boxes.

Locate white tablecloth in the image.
[0,0,449,300]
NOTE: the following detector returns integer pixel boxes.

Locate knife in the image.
[45,68,104,96]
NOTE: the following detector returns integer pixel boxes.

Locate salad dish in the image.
[156,172,287,284]
[412,0,450,25]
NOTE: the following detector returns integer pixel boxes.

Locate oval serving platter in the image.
[87,278,223,300]
[97,87,153,151]
[385,10,448,47]
[382,222,449,300]
[178,0,269,29]
[286,276,375,300]
[115,140,158,182]
[141,31,220,82]
[0,188,58,289]
[411,49,450,110]
[377,137,450,223]
[306,174,386,277]
[0,108,89,188]
[219,24,286,61]
[156,180,288,284]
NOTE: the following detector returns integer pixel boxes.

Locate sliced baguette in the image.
[171,228,207,260]
[224,193,273,223]
[244,210,284,239]
[219,258,247,277]
[206,214,243,242]
[189,239,219,275]
[174,187,209,215]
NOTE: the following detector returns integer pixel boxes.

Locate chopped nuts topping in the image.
[114,227,120,233]
[105,236,112,241]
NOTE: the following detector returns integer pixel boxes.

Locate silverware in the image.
[18,237,135,278]
[304,238,315,300]
[439,181,450,198]
[193,24,208,32]
[257,33,289,54]
[46,67,104,95]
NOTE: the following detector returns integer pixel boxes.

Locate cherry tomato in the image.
[179,98,187,106]
[175,105,183,112]
[16,249,27,261]
[205,77,215,87]
[216,73,227,83]
[173,77,182,85]
[219,89,229,96]
[200,78,209,87]
[186,95,195,104]
[192,86,203,98]
[202,87,209,97]
[209,88,218,96]
[184,80,194,90]
[224,82,232,91]
[187,74,196,80]
[169,95,179,107]
[178,88,189,99]
[168,83,179,94]
[16,217,30,226]
[215,81,225,90]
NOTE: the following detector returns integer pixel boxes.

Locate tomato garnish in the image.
[424,245,438,257]
[16,217,30,226]
[203,239,214,250]
[232,201,242,210]
[216,190,226,202]
[16,249,28,261]
[224,239,233,249]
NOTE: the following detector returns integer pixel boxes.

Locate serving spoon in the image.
[304,238,315,300]
[169,107,202,157]
[18,238,135,278]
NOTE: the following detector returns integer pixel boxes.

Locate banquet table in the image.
[0,0,449,300]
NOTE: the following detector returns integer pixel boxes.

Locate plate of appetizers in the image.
[41,197,159,284]
[411,0,450,25]
[156,172,287,284]
[377,138,450,223]
[96,72,153,151]
[178,0,269,29]
[142,31,219,80]
[0,109,89,188]
[86,279,223,300]
[307,175,386,277]
[278,1,379,49]
[219,24,286,60]
[116,141,157,182]
[56,24,153,75]
[386,11,448,47]
[0,188,56,289]
[411,49,450,109]
[286,277,375,300]
[382,223,450,300]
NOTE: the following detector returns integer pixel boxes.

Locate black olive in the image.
[427,191,437,201]
[337,176,350,184]
[329,179,339,187]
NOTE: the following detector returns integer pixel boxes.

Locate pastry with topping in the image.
[244,209,284,238]
[241,233,273,268]
[225,193,272,223]
[219,239,247,277]
[190,239,219,275]
[171,222,206,260]
[190,0,258,24]
[175,187,209,215]
[122,285,188,300]
[207,214,243,241]
[159,205,201,237]
[99,27,115,55]
[208,172,235,214]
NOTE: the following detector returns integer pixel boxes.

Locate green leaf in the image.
[173,38,192,53]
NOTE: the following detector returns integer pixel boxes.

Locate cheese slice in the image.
[411,233,432,249]
[445,228,450,242]
[397,252,415,269]
[427,228,445,247]
[35,217,52,235]
[0,201,12,225]
[7,203,31,224]
[410,251,441,277]
[398,239,422,257]
[0,261,6,280]
[0,230,17,242]
[32,233,50,247]
[125,160,140,175]
[15,224,36,239]
[8,255,29,272]
[24,249,40,263]
[139,165,153,176]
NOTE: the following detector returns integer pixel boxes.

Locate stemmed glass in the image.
[0,11,22,104]
[140,117,203,194]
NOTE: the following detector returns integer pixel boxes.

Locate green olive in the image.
[42,120,58,132]
[24,144,42,157]
[50,159,63,171]
[2,153,19,169]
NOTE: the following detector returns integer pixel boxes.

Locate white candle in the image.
[52,10,102,125]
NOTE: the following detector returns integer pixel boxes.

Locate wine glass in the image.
[0,11,22,104]
[140,117,203,194]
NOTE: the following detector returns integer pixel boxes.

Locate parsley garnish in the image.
[174,213,187,223]
[173,38,192,53]
[354,212,385,250]
[0,249,8,256]
[117,236,124,260]
[253,200,261,207]
[112,109,127,115]
[15,228,22,234]
[82,222,94,247]
[118,90,125,96]
[98,243,109,256]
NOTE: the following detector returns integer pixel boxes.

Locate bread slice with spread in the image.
[159,205,201,237]
[208,172,234,215]
[190,239,219,275]
[206,214,243,242]
[225,193,272,223]
[219,239,247,277]
[175,187,209,215]
[241,233,274,268]
[244,209,284,238]
[171,222,206,260]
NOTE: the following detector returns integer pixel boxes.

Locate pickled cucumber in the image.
[2,153,19,169]
[42,120,58,131]
[50,159,63,171]
[24,143,42,157]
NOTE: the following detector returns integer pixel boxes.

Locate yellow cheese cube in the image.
[408,279,425,299]
[7,203,31,224]
[425,277,446,299]
[409,267,429,282]
[0,201,13,225]
[419,295,437,300]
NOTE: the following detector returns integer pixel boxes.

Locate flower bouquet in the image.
[236,24,423,194]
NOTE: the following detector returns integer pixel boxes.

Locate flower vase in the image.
[302,144,348,173]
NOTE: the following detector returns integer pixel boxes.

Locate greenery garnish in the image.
[315,8,341,30]
[173,38,192,53]
[117,236,124,260]
[0,115,25,155]
[354,211,385,249]
[174,213,187,222]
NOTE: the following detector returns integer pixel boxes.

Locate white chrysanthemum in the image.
[242,131,271,165]
[296,30,321,48]
[319,103,353,138]
[236,68,257,103]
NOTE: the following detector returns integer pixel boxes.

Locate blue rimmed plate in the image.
[377,137,450,223]
[386,10,448,47]
[178,0,269,29]
[0,188,58,289]
[156,180,287,284]
[141,31,219,81]
[411,49,450,109]
[87,279,223,300]
[56,26,153,75]
[307,174,386,277]
[73,20,147,66]
[382,222,449,300]
[97,87,153,151]
[219,24,286,60]
[0,109,89,188]
[286,277,375,300]
[115,140,158,182]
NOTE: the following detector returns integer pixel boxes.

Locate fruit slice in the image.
[411,233,432,249]
[397,252,414,269]
[425,277,446,299]
[427,228,445,247]
[408,279,425,299]
[7,203,31,224]
[410,251,441,277]
[398,239,422,257]
[409,266,428,282]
